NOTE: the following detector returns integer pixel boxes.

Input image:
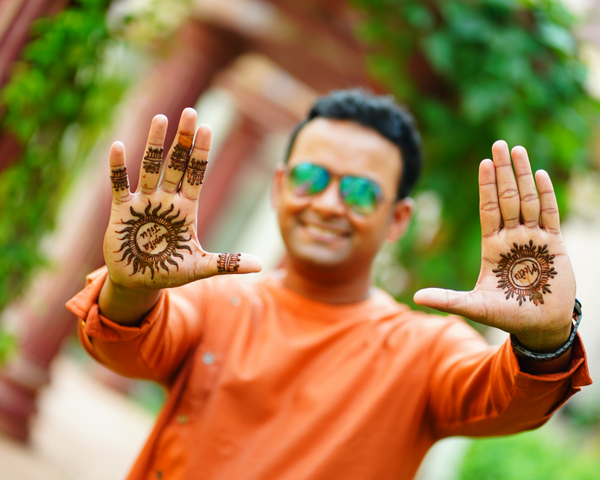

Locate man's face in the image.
[273,118,410,275]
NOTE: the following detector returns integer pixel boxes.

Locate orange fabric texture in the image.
[66,267,592,480]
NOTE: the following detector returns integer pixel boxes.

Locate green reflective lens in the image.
[289,162,330,196]
[287,162,383,215]
[340,176,382,215]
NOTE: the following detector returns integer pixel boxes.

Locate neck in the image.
[282,257,374,304]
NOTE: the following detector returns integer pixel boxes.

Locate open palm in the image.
[104,108,261,289]
[415,141,575,351]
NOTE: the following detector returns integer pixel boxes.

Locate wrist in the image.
[511,299,582,363]
[99,275,162,326]
[106,273,160,297]
[513,323,572,353]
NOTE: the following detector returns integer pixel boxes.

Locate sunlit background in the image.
[1,0,600,479]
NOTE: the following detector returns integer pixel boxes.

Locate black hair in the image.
[284,89,422,200]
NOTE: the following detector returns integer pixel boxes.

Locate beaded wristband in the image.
[510,299,582,362]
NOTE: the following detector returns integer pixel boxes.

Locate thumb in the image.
[413,288,474,318]
[200,252,263,278]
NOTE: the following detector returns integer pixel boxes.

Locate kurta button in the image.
[202,351,215,365]
[155,471,163,479]
[230,297,240,306]
[176,414,189,424]
[80,320,85,328]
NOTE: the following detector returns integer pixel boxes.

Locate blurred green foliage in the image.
[0,0,127,312]
[355,0,600,303]
[0,329,16,367]
[457,426,600,479]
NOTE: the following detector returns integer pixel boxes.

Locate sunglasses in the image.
[286,162,384,216]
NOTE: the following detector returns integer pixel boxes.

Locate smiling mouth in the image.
[301,221,351,241]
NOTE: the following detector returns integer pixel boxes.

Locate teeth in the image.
[305,224,343,239]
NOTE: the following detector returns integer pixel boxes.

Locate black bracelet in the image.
[510,299,582,362]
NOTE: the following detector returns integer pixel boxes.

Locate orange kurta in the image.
[66,268,591,480]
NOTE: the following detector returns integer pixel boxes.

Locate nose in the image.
[310,179,346,217]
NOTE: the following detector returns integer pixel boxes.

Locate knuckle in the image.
[524,219,539,228]
[499,189,519,200]
[480,201,498,212]
[541,206,558,216]
[180,190,197,202]
[520,193,538,203]
[502,217,520,228]
[515,171,532,178]
[482,229,500,239]
[112,196,130,206]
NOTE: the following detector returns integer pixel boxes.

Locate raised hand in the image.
[414,140,575,353]
[104,108,262,290]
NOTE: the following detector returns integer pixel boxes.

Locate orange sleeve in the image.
[426,318,592,440]
[66,267,207,387]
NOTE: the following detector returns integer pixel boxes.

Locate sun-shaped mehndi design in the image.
[115,202,191,279]
[492,240,557,306]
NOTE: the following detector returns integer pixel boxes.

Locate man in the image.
[67,90,591,480]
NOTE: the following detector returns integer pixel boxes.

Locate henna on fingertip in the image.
[168,134,193,171]
[111,167,129,191]
[217,252,241,273]
[168,144,191,171]
[142,147,163,174]
[186,159,208,185]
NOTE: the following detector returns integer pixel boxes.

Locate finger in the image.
[180,124,212,201]
[535,170,560,234]
[161,108,197,194]
[139,114,168,194]
[194,252,263,279]
[511,146,540,228]
[479,159,501,238]
[492,140,520,229]
[109,142,131,203]
[414,288,481,320]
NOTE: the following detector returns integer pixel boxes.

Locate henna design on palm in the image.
[493,240,557,306]
[114,201,192,279]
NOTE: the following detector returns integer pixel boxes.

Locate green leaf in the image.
[422,32,454,74]
[537,21,576,56]
[403,4,434,30]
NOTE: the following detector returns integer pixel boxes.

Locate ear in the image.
[385,198,414,242]
[271,164,286,210]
